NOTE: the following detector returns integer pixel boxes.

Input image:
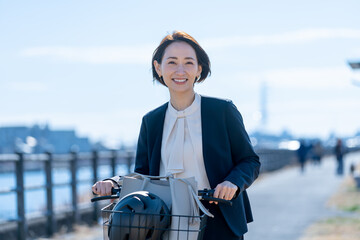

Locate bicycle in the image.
[91,187,232,240]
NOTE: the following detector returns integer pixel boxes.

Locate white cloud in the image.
[20,28,360,64]
[7,81,48,92]
[347,48,360,61]
[202,28,360,49]
[230,66,354,89]
[21,45,154,64]
[264,66,353,88]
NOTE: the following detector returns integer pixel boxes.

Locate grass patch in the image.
[299,217,360,240]
[342,205,360,212]
[327,176,360,213]
[323,217,360,225]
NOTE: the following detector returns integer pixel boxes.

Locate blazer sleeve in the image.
[224,101,261,194]
[134,117,150,175]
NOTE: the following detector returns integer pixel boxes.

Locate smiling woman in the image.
[92,31,260,240]
[152,31,211,84]
[151,31,211,111]
[153,41,202,109]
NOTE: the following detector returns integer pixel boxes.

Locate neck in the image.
[169,91,195,111]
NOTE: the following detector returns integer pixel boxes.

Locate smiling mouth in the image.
[172,78,187,83]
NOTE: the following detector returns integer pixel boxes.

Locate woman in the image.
[93,31,260,239]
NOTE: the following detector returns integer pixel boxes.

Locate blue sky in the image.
[1,1,360,147]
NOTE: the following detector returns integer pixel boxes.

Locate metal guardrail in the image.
[256,148,297,172]
[0,150,135,240]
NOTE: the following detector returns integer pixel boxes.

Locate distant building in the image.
[0,124,95,154]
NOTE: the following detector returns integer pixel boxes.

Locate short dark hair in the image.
[152,31,211,86]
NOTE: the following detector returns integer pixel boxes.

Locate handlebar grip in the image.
[201,196,233,206]
[91,188,121,202]
[198,189,233,206]
[91,195,119,202]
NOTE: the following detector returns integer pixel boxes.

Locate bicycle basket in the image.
[101,203,207,240]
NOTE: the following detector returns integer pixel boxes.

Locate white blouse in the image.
[160,93,211,190]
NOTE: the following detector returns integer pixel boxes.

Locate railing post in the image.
[92,150,99,222]
[70,150,79,227]
[111,150,116,177]
[15,151,26,240]
[45,151,55,236]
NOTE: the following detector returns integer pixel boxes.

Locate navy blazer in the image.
[134,95,260,236]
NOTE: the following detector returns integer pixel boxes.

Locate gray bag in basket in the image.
[115,173,213,240]
[118,173,172,209]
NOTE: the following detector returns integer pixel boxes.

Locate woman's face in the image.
[154,41,202,96]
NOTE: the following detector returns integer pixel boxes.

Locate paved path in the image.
[245,152,360,240]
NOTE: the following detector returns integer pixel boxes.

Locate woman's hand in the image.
[92,180,114,196]
[210,181,238,204]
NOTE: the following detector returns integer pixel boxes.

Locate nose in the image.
[176,64,185,74]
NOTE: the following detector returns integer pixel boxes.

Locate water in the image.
[0,164,129,221]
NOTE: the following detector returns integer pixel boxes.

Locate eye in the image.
[168,61,176,64]
[186,62,194,65]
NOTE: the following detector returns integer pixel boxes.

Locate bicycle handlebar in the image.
[91,188,233,206]
[197,189,233,206]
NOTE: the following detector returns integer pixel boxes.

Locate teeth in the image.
[173,79,186,82]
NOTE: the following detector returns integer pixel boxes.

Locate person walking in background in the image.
[297,139,308,173]
[311,141,324,166]
[334,138,345,176]
[92,31,260,239]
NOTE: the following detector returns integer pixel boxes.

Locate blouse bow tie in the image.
[167,114,186,174]
[164,94,200,175]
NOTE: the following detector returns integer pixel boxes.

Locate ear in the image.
[197,65,202,78]
[154,60,162,77]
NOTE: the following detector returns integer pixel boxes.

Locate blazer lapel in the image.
[200,96,216,188]
[149,103,168,175]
